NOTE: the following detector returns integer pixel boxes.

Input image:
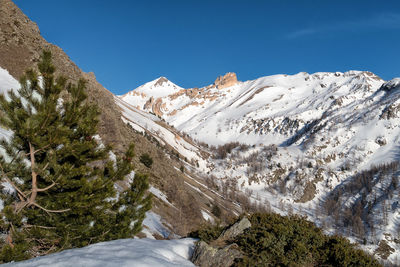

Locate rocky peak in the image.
[153,76,169,87]
[214,72,238,89]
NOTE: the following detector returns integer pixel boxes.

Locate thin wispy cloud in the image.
[286,13,400,39]
[286,28,316,39]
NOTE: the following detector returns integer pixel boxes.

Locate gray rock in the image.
[190,217,251,267]
[191,241,243,267]
[218,217,251,241]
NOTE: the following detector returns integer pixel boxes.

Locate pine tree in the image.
[0,51,151,261]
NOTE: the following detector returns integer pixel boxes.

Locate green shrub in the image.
[0,231,30,263]
[189,224,224,243]
[140,153,153,168]
[193,213,381,267]
[211,204,222,218]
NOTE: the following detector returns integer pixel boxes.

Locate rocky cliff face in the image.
[214,72,238,89]
[0,0,131,151]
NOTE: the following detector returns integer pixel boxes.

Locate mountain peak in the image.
[128,76,182,99]
[153,76,169,87]
[145,76,180,90]
[214,72,238,89]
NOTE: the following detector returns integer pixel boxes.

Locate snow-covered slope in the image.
[123,77,182,99]
[120,77,183,113]
[115,96,206,169]
[5,238,196,267]
[0,67,18,143]
[0,67,19,94]
[120,71,400,262]
[121,71,384,145]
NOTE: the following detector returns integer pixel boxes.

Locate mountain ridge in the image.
[121,70,386,145]
[119,68,400,262]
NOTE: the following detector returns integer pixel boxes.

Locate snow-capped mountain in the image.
[122,77,183,99]
[120,71,385,145]
[120,77,183,117]
[119,71,400,263]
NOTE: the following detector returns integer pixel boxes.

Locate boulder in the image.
[191,217,251,267]
[191,241,242,267]
[218,217,251,241]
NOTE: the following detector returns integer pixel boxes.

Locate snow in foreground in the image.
[5,238,196,267]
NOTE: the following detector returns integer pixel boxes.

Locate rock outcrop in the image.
[154,76,169,87]
[379,78,400,92]
[218,217,251,241]
[214,72,238,89]
[143,96,165,117]
[191,217,251,267]
[191,241,242,267]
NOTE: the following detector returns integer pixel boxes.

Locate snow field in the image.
[5,238,196,267]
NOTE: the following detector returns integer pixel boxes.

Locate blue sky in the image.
[13,0,400,95]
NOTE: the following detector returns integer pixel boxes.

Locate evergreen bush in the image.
[193,213,381,267]
[139,153,153,168]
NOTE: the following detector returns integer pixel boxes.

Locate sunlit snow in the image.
[4,238,196,267]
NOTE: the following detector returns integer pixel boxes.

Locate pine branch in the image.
[4,177,27,199]
[5,223,16,249]
[0,162,27,199]
[31,202,70,215]
[36,182,56,192]
[38,112,51,133]
[15,201,29,213]
[33,144,51,154]
[24,224,56,230]
[23,144,51,157]
[39,162,49,174]
[28,142,38,205]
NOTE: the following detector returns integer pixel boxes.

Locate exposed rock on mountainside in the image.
[191,241,242,267]
[144,96,166,117]
[214,72,238,89]
[218,217,251,241]
[379,78,400,92]
[154,76,169,87]
[191,217,251,267]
